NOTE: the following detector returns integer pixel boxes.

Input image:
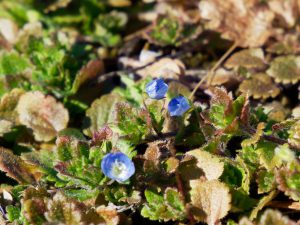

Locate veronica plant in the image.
[101,152,135,183]
[168,96,190,116]
[145,78,168,99]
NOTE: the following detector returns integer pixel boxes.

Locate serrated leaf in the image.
[225,48,265,69]
[230,190,257,212]
[267,55,300,84]
[145,98,165,133]
[0,147,40,184]
[16,91,69,142]
[257,141,280,170]
[241,122,265,148]
[276,162,300,201]
[257,170,275,194]
[259,209,298,225]
[220,159,250,193]
[186,149,224,180]
[239,74,280,99]
[83,93,123,137]
[190,179,231,225]
[113,102,151,144]
[141,188,186,222]
[288,120,300,146]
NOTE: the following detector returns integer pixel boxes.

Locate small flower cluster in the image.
[101,78,191,183]
[145,78,190,116]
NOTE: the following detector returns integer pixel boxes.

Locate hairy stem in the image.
[169,142,195,225]
[242,125,300,151]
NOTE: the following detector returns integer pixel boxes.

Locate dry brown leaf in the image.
[225,48,265,70]
[267,55,300,84]
[17,91,69,142]
[267,29,300,55]
[186,149,224,180]
[0,18,18,43]
[44,0,72,13]
[264,101,290,122]
[210,68,238,86]
[268,0,299,27]
[108,0,131,7]
[0,147,41,184]
[96,205,119,225]
[120,56,185,79]
[71,59,104,93]
[190,179,231,225]
[199,0,275,47]
[239,73,280,99]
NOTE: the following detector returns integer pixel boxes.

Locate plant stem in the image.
[189,42,238,99]
[268,201,300,210]
[242,125,300,151]
[169,142,195,225]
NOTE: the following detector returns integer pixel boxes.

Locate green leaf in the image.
[241,122,265,148]
[6,205,21,223]
[230,189,256,212]
[220,160,248,191]
[141,188,186,222]
[149,16,180,46]
[112,102,151,145]
[63,189,99,202]
[257,170,275,194]
[0,51,31,75]
[257,141,280,170]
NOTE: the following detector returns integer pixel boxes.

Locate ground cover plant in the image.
[0,0,299,224]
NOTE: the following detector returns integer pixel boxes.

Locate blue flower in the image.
[101,152,135,183]
[168,96,190,116]
[145,78,168,99]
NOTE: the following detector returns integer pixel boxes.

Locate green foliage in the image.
[141,188,186,222]
[1,1,300,224]
[0,51,31,76]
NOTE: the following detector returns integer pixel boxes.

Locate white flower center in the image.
[111,160,128,179]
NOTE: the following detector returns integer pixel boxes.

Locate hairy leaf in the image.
[190,179,231,225]
[17,91,69,142]
[83,93,123,137]
[241,123,265,148]
[141,188,186,222]
[0,147,40,184]
[186,149,224,180]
